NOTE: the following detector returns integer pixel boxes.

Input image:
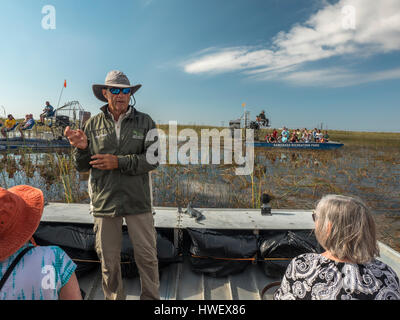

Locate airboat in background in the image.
[228,108,344,150]
[252,141,344,150]
[229,109,271,135]
[47,100,91,136]
[0,101,91,151]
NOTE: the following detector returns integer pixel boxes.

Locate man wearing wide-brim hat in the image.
[64,70,160,300]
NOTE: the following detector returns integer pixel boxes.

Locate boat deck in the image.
[42,203,400,300]
[76,243,400,300]
[77,253,280,300]
[42,203,316,230]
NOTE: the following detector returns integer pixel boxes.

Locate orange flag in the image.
[64,80,67,88]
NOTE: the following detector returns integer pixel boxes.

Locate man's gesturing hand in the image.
[64,126,88,150]
[89,154,119,170]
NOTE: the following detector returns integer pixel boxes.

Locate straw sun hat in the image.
[0,185,44,261]
[92,70,142,102]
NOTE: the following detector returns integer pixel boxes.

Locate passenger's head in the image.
[45,101,50,106]
[314,194,379,264]
[0,185,44,260]
[7,114,13,119]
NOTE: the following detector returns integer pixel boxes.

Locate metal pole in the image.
[243,105,247,141]
[56,85,64,109]
[0,105,6,118]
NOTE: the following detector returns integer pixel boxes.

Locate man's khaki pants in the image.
[94,212,160,300]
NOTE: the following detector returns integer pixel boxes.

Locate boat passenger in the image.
[301,130,305,142]
[274,194,400,300]
[308,130,314,142]
[272,129,278,141]
[289,132,298,143]
[312,128,320,142]
[295,129,301,141]
[39,101,55,125]
[0,185,82,300]
[281,127,289,143]
[20,114,29,126]
[316,129,323,142]
[1,114,18,138]
[323,130,329,142]
[302,130,308,142]
[18,114,35,139]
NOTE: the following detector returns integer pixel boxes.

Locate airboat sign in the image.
[252,141,344,150]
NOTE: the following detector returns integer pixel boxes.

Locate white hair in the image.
[314,194,380,264]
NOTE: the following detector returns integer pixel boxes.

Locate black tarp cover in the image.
[187,228,322,278]
[187,228,258,277]
[33,223,323,279]
[259,230,323,278]
[33,223,179,278]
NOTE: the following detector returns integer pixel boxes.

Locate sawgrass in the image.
[0,149,86,203]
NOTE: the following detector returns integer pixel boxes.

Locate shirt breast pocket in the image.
[123,128,146,154]
[89,128,115,154]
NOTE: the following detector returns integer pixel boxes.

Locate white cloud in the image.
[183,47,274,74]
[181,0,400,86]
[278,67,400,87]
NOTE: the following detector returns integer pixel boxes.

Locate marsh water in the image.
[1,144,399,251]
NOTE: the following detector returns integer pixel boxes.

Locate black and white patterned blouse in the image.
[274,253,400,300]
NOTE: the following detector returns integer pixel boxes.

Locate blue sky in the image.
[0,0,399,131]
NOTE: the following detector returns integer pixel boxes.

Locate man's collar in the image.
[107,105,132,120]
[100,104,135,119]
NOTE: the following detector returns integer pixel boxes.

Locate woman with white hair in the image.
[274,194,400,300]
